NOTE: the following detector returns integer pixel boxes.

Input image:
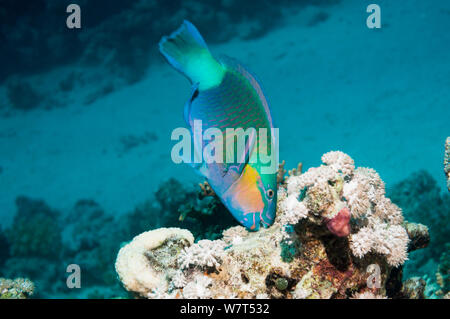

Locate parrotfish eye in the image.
[267,189,274,199]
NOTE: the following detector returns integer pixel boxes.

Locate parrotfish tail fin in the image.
[158,20,225,89]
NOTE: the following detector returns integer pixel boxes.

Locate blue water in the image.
[0,0,448,298]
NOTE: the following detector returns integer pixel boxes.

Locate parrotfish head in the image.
[221,164,277,231]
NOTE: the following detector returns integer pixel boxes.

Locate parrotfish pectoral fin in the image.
[184,83,199,126]
[158,20,225,90]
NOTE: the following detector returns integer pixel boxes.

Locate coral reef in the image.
[427,245,450,298]
[1,155,440,299]
[398,277,426,299]
[445,137,450,192]
[0,178,234,298]
[115,151,429,299]
[6,196,62,259]
[388,170,450,279]
[0,277,34,299]
[1,197,65,297]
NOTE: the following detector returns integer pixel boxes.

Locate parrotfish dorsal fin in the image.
[219,55,278,161]
[219,55,275,130]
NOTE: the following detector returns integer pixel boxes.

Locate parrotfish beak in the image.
[221,164,277,231]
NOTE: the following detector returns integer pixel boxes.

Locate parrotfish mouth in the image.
[241,212,273,231]
[219,166,265,230]
[221,184,275,231]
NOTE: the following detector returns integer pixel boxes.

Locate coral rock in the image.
[400,277,426,299]
[115,228,194,298]
[0,277,34,299]
[404,222,430,252]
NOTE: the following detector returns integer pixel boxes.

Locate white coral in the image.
[321,151,355,176]
[170,270,187,289]
[354,167,385,202]
[222,226,249,244]
[349,227,373,258]
[286,165,336,197]
[343,179,371,218]
[178,239,226,269]
[278,194,308,225]
[182,275,213,299]
[280,151,410,267]
[350,223,409,267]
[374,197,404,225]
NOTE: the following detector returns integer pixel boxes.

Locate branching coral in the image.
[116,151,428,299]
[182,274,213,299]
[349,223,409,267]
[178,239,226,270]
[281,151,409,267]
[321,151,355,177]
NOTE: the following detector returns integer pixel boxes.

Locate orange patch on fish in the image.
[222,164,264,215]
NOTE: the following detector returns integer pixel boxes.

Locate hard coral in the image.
[116,152,428,299]
[178,239,226,270]
[115,228,193,298]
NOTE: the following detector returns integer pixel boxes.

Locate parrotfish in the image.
[159,20,278,231]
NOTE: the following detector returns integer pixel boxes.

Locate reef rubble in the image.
[0,277,34,299]
[115,151,430,299]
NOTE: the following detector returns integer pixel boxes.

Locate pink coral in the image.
[324,207,351,237]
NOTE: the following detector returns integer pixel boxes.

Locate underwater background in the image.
[0,0,448,298]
